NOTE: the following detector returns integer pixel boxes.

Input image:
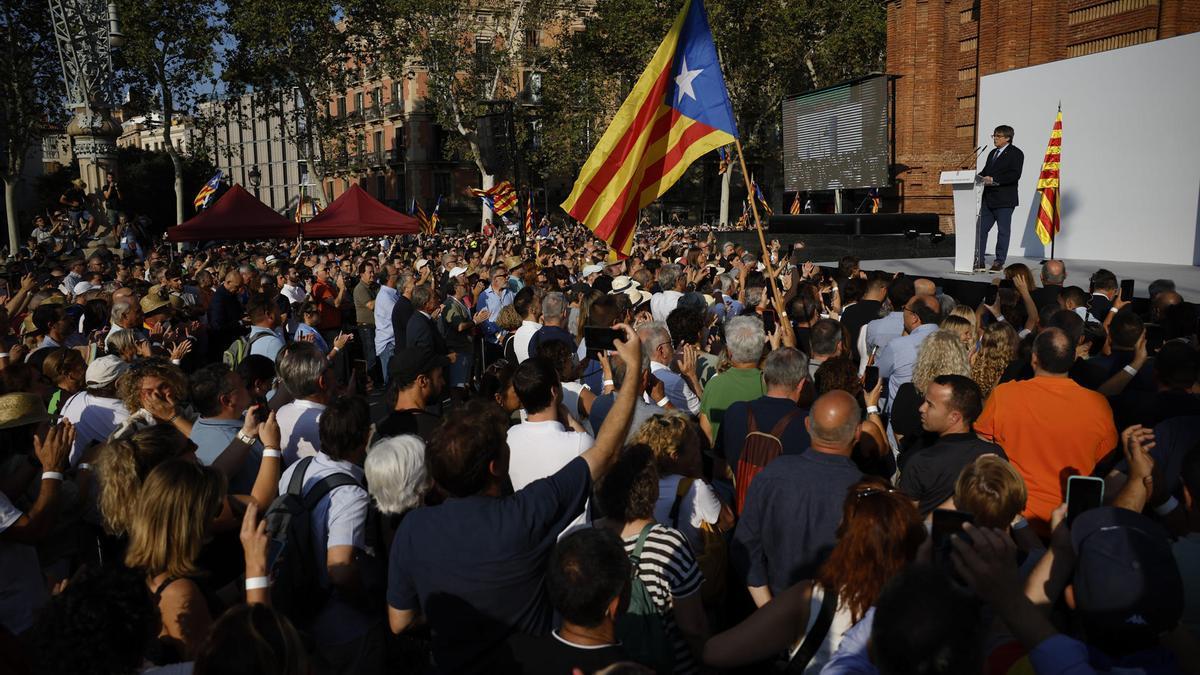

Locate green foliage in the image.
[0,1,63,179]
[108,147,215,231]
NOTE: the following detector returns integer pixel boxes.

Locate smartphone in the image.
[863,365,880,392]
[584,326,622,352]
[253,396,270,424]
[983,285,999,305]
[931,509,974,576]
[761,309,777,335]
[1066,475,1105,527]
[1119,279,1134,302]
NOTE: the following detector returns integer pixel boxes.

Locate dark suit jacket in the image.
[980,144,1024,209]
[1030,285,1062,312]
[1088,293,1113,321]
[391,295,414,350]
[406,311,447,356]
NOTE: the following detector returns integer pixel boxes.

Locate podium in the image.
[940,170,983,273]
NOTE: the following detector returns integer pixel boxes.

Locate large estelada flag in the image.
[561,0,738,257]
[1036,109,1062,245]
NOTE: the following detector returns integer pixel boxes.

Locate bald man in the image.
[913,278,936,298]
[1032,260,1066,311]
[732,390,864,607]
[208,269,246,354]
[877,294,941,405]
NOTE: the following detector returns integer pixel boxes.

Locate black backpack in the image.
[263,456,359,626]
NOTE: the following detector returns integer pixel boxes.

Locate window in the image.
[524,27,543,48]
[337,97,346,118]
[356,133,365,154]
[523,71,543,103]
[355,92,364,112]
[373,130,384,156]
[391,80,402,105]
[373,87,382,109]
[433,172,451,199]
[376,175,386,199]
[475,37,492,71]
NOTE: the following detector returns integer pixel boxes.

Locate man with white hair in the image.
[103,300,143,351]
[650,263,686,322]
[637,321,700,414]
[699,316,766,443]
[275,342,337,464]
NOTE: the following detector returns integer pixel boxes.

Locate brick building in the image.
[887,0,1200,230]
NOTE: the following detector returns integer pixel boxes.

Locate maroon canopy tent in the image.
[167,184,299,241]
[300,184,419,239]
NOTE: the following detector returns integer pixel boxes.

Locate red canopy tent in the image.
[167,184,299,241]
[300,184,419,239]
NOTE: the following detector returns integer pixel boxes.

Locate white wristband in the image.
[0,353,8,359]
[237,431,256,445]
[78,463,92,472]
[1011,516,1029,531]
[866,405,880,415]
[262,448,282,459]
[171,358,181,365]
[245,576,270,590]
[1109,306,1119,314]
[1122,364,1138,377]
[656,396,670,408]
[603,379,614,387]
[42,471,64,481]
[1154,496,1180,516]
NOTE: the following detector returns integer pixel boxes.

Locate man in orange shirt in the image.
[975,327,1117,532]
[312,264,351,381]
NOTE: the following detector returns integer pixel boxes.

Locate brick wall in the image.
[888,0,1198,231]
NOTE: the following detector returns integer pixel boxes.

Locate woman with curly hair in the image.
[632,412,734,555]
[970,321,1020,400]
[890,330,971,457]
[115,359,194,437]
[703,477,925,672]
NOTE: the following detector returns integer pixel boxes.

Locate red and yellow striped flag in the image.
[561,0,738,258]
[1035,109,1062,245]
[789,192,801,215]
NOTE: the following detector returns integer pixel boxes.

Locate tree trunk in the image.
[159,79,186,225]
[298,88,330,206]
[449,95,493,230]
[5,177,18,258]
[719,167,731,226]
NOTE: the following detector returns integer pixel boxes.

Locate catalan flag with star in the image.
[470,181,519,217]
[193,171,222,210]
[1035,109,1063,246]
[562,0,738,258]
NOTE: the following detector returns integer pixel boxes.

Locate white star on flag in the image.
[675,56,702,104]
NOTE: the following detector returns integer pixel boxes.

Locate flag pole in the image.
[732,139,784,309]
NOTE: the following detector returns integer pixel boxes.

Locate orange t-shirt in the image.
[975,376,1117,527]
[310,279,341,331]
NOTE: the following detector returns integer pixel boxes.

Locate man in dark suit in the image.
[1087,268,1119,322]
[1031,259,1066,311]
[977,125,1024,272]
[406,282,450,359]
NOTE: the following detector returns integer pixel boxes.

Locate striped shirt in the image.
[622,524,703,674]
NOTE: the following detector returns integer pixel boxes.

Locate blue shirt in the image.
[864,311,904,356]
[479,287,514,344]
[387,456,591,673]
[248,326,285,361]
[876,323,938,404]
[821,607,876,674]
[294,322,328,353]
[374,285,400,353]
[1029,634,1178,675]
[189,416,263,495]
[731,450,862,593]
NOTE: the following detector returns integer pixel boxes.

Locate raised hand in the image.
[169,340,193,362]
[34,420,74,472]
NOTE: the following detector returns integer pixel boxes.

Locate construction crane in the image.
[47,0,124,193]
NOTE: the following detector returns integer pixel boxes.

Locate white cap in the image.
[581,263,603,278]
[448,266,467,279]
[72,281,99,296]
[415,258,429,270]
[265,254,279,264]
[85,355,130,388]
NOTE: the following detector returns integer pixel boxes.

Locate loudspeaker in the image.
[475,112,512,176]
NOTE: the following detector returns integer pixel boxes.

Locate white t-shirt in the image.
[654,474,722,555]
[0,492,48,635]
[276,399,325,466]
[650,290,683,323]
[513,320,542,362]
[60,391,130,467]
[506,419,594,535]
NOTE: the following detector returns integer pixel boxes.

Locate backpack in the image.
[615,524,675,675]
[734,406,802,514]
[223,331,272,367]
[263,456,359,627]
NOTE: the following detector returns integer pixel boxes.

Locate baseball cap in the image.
[448,266,467,279]
[388,349,450,387]
[86,355,131,388]
[1071,507,1184,645]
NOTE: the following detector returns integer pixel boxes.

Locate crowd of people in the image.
[0,197,1199,675]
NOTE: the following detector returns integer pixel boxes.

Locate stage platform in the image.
[821,255,1200,303]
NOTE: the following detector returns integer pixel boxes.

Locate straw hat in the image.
[0,393,50,430]
[504,255,524,271]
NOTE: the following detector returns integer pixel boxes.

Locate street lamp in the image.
[248,166,262,189]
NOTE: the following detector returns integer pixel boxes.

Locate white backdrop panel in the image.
[976,32,1200,266]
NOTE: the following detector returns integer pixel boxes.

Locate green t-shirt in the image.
[699,367,764,441]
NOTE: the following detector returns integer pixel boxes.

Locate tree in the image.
[375,0,564,226]
[114,0,220,226]
[224,0,371,205]
[0,1,63,256]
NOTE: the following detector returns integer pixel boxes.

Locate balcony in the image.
[385,148,405,165]
[385,101,403,118]
[365,105,383,122]
[343,109,363,125]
